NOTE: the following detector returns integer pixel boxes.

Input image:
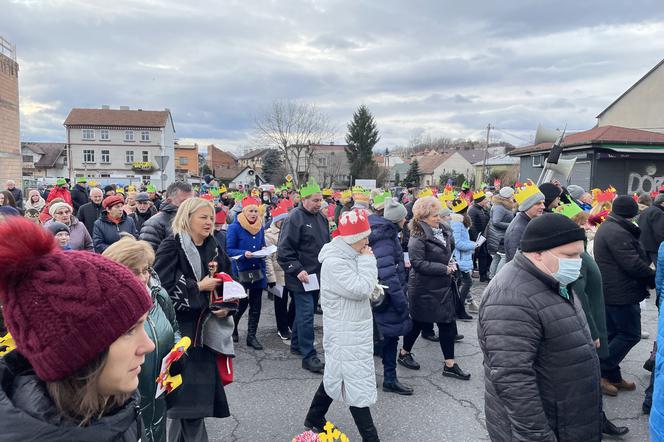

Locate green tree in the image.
[394,171,401,186]
[345,105,380,179]
[261,149,286,184]
[403,159,421,187]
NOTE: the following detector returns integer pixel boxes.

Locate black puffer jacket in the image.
[70,184,89,214]
[593,214,655,305]
[468,202,489,241]
[637,204,664,254]
[139,203,178,251]
[407,220,455,323]
[486,197,514,254]
[0,351,144,442]
[478,253,602,442]
[503,211,531,262]
[92,212,138,253]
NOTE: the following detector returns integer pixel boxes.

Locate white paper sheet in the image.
[475,234,486,248]
[403,252,410,262]
[302,274,320,292]
[269,283,284,298]
[251,244,277,258]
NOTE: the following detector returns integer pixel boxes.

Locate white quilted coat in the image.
[318,236,378,408]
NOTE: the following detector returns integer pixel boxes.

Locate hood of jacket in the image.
[318,236,359,264]
[491,195,514,210]
[0,351,141,441]
[159,203,178,215]
[368,214,398,242]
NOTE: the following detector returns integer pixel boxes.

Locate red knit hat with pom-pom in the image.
[0,218,152,382]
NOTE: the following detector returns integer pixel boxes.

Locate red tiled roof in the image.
[510,125,664,155]
[64,108,172,128]
[417,152,455,174]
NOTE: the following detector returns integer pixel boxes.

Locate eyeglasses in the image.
[135,266,153,277]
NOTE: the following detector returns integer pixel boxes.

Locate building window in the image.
[83,149,95,163]
[142,151,149,162]
[141,131,150,142]
[22,155,34,163]
[101,150,110,163]
[179,156,189,165]
[125,130,134,142]
[126,150,134,163]
[532,155,543,168]
[100,129,110,140]
[82,129,94,140]
[100,173,110,178]
[318,157,327,167]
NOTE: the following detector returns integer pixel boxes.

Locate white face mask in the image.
[545,251,582,285]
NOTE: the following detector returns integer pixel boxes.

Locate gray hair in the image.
[166,181,193,199]
[89,187,103,196]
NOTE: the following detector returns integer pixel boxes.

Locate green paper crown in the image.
[56,178,66,186]
[231,191,245,201]
[462,181,470,189]
[556,202,583,219]
[209,187,220,197]
[146,184,157,193]
[373,190,392,208]
[76,177,87,184]
[300,177,321,198]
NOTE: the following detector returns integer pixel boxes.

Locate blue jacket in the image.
[650,242,664,441]
[225,218,267,288]
[368,215,412,338]
[450,214,475,272]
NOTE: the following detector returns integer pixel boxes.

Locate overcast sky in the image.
[4,0,664,153]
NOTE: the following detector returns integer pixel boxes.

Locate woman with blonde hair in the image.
[398,196,470,380]
[154,197,233,442]
[103,235,181,442]
[0,218,154,440]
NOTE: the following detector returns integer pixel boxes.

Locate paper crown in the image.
[280,197,294,209]
[461,181,471,189]
[514,180,542,205]
[300,178,322,198]
[241,196,260,207]
[322,188,333,197]
[556,202,583,219]
[76,176,87,183]
[146,184,157,193]
[209,187,220,197]
[219,185,227,194]
[200,193,214,201]
[452,198,468,213]
[332,191,341,199]
[56,178,66,186]
[473,190,486,201]
[372,190,392,208]
[588,209,609,226]
[340,189,352,200]
[418,187,434,198]
[231,191,245,201]
[595,186,616,203]
[438,185,455,202]
[250,188,260,197]
[271,203,289,221]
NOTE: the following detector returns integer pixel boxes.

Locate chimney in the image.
[120,106,130,110]
[101,104,110,109]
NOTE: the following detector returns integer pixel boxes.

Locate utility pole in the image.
[481,124,492,186]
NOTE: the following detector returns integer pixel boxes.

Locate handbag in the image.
[370,283,390,313]
[215,354,234,386]
[237,269,264,284]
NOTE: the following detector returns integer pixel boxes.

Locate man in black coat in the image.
[468,192,491,282]
[479,214,601,441]
[637,193,664,266]
[277,186,330,374]
[139,182,193,251]
[5,180,23,211]
[70,177,89,214]
[594,196,655,396]
[129,192,157,232]
[76,187,104,236]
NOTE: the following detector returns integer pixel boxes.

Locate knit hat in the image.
[47,221,70,236]
[135,192,150,202]
[56,178,67,186]
[215,208,227,225]
[539,183,562,208]
[48,202,73,217]
[271,203,289,223]
[102,195,125,209]
[103,184,116,194]
[0,218,152,382]
[338,209,371,244]
[612,195,639,218]
[499,187,515,199]
[383,197,407,223]
[567,185,585,200]
[76,177,87,184]
[520,213,586,252]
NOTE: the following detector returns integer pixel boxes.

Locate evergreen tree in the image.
[395,171,401,186]
[345,105,380,179]
[403,159,421,187]
[261,149,285,184]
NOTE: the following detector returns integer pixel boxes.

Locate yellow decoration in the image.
[319,422,349,442]
[472,190,485,200]
[286,174,293,182]
[452,198,468,213]
[219,185,227,194]
[0,333,16,357]
[131,161,154,170]
[340,189,352,200]
[127,185,137,192]
[322,188,333,197]
[417,187,434,198]
[514,180,542,206]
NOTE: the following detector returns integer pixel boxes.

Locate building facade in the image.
[239,149,269,171]
[0,37,21,187]
[21,142,68,187]
[63,106,176,190]
[174,142,199,180]
[207,144,239,180]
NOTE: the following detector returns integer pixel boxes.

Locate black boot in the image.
[246,299,263,350]
[349,406,380,442]
[382,379,414,395]
[602,411,629,436]
[304,382,333,433]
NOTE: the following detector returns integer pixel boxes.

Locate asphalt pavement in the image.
[204,280,655,441]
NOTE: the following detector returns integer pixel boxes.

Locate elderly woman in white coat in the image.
[303,208,380,442]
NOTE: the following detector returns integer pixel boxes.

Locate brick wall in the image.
[0,53,21,188]
[175,145,199,176]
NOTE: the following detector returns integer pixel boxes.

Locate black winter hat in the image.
[47,221,70,236]
[539,183,562,208]
[520,213,586,252]
[611,195,639,218]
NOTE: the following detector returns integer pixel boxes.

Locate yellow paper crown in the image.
[473,190,486,200]
[341,189,352,199]
[322,188,333,197]
[452,198,468,213]
[514,180,542,205]
[219,185,227,194]
[418,187,434,198]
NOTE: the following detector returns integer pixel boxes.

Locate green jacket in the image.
[571,251,608,359]
[139,276,181,442]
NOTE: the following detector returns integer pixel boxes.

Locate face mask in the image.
[546,251,582,285]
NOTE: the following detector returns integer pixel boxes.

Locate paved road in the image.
[205,280,655,441]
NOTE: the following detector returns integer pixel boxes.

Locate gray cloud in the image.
[3,0,664,151]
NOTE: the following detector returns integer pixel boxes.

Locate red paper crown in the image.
[271,204,288,219]
[200,193,214,201]
[241,196,260,208]
[280,198,294,209]
[588,210,609,226]
[596,186,616,203]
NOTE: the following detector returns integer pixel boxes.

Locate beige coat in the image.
[265,222,285,286]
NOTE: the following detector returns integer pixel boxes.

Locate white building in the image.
[21,142,68,187]
[63,106,176,189]
[229,167,265,189]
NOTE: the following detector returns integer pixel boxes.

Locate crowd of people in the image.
[0,173,663,441]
